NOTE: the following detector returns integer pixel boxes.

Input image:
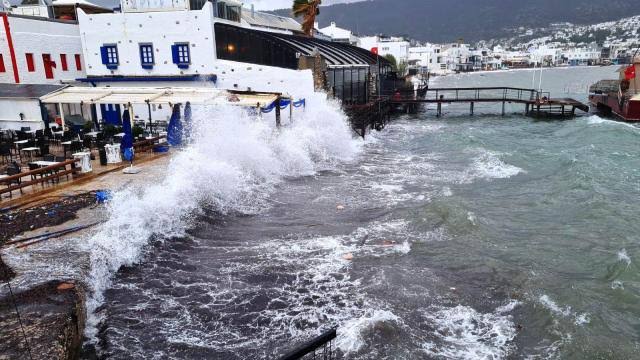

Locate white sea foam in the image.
[422,301,519,359]
[81,94,361,342]
[469,149,524,180]
[618,248,631,267]
[538,295,590,326]
[586,115,640,130]
[611,280,624,290]
[539,295,572,317]
[336,309,400,355]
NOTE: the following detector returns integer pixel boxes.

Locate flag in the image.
[371,47,378,55]
[624,65,635,80]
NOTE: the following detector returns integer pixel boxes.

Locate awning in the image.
[40,86,281,108]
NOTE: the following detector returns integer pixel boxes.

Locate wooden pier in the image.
[390,87,589,118]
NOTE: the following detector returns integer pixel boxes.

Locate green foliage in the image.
[102,124,122,139]
[132,125,145,139]
[383,54,398,70]
[397,61,408,77]
[83,121,93,133]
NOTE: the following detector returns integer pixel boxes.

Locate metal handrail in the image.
[279,328,338,360]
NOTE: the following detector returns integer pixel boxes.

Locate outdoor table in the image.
[61,141,73,158]
[13,139,29,152]
[31,161,59,167]
[105,144,122,164]
[21,147,40,161]
[72,152,93,174]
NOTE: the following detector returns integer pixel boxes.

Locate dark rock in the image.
[0,281,86,360]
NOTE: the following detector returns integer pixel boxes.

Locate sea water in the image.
[85,66,640,359]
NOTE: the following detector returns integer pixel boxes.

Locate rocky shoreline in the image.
[0,155,169,359]
[0,194,96,360]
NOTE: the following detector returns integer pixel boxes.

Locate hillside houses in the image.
[313,16,640,75]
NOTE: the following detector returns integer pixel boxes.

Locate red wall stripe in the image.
[1,13,20,83]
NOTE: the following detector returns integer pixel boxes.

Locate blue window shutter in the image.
[100,46,108,65]
[171,44,179,64]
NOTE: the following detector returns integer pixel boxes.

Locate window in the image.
[171,43,190,69]
[60,54,68,71]
[26,53,35,72]
[100,44,119,69]
[139,44,154,69]
[0,54,5,73]
[75,54,82,71]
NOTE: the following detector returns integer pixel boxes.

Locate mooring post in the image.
[437,102,442,117]
[289,98,293,123]
[275,97,281,128]
[470,102,474,116]
[525,103,529,115]
[501,101,505,116]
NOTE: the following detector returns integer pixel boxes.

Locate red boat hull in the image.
[589,94,640,121]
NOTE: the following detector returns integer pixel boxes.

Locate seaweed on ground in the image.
[0,192,97,281]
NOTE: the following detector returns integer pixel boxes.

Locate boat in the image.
[588,57,640,121]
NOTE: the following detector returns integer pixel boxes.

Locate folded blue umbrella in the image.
[167,104,182,146]
[121,107,134,162]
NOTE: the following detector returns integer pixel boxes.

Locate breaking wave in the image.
[468,149,524,180]
[81,94,360,342]
[422,301,520,359]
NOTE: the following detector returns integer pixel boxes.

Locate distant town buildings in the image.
[313,16,640,75]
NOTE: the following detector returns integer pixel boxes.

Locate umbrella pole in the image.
[129,104,134,167]
[146,100,152,135]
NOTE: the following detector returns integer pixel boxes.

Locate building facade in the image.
[0,13,86,84]
[318,21,359,45]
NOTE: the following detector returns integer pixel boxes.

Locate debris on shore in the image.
[0,192,97,282]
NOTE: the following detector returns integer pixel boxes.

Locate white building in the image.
[318,21,359,45]
[561,45,601,66]
[76,1,312,96]
[529,45,562,66]
[359,35,410,65]
[0,13,86,85]
[440,43,471,72]
[0,84,65,130]
[408,44,446,74]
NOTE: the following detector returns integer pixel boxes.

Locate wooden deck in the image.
[1,147,167,208]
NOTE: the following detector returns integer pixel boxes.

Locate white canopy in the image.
[40,86,281,108]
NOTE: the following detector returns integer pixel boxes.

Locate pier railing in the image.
[419,87,541,103]
[279,328,337,360]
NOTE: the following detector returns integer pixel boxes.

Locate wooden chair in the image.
[4,166,23,197]
[0,143,12,164]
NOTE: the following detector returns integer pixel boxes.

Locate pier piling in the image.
[470,102,474,116]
